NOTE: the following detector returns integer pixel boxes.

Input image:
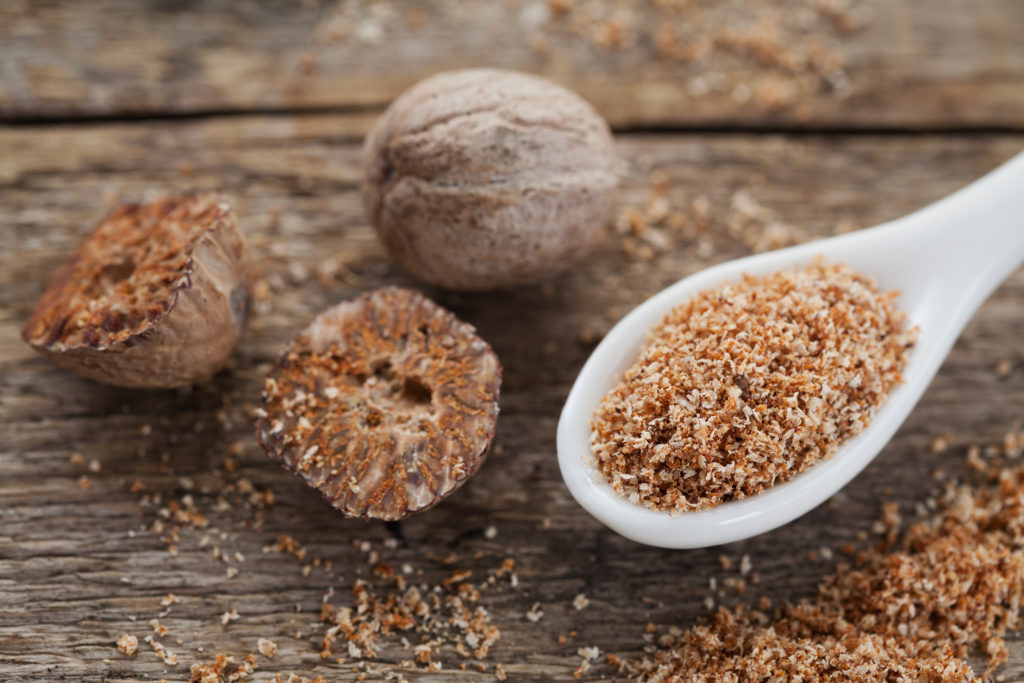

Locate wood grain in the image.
[2,0,1024,129]
[2,114,1023,681]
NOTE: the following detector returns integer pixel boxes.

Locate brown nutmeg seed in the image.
[362,68,619,291]
[22,191,252,388]
[255,287,501,521]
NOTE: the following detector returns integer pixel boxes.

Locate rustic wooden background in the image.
[2,1,1023,681]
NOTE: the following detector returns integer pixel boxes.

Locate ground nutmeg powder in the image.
[591,260,916,512]
[625,450,1024,681]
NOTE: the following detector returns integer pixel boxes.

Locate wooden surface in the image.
[2,2,1024,682]
[2,0,1024,129]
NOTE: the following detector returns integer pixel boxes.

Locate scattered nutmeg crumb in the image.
[257,638,278,659]
[526,602,544,623]
[930,432,952,454]
[116,633,138,657]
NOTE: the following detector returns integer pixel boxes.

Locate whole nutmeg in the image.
[255,287,501,521]
[22,191,252,388]
[362,68,618,291]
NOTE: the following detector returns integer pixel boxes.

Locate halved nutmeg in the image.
[256,287,501,521]
[22,191,252,388]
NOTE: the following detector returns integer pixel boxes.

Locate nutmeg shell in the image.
[256,287,501,521]
[362,68,619,291]
[22,191,252,388]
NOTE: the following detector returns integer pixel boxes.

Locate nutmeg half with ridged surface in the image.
[255,287,501,521]
[22,191,252,388]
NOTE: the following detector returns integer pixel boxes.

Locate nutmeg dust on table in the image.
[629,447,1024,680]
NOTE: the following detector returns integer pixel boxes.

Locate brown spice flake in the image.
[189,652,256,682]
[525,602,544,623]
[149,618,169,637]
[1004,427,1024,458]
[116,633,138,657]
[257,638,278,659]
[256,287,501,521]
[592,261,915,512]
[318,565,501,663]
[269,534,307,562]
[145,635,178,666]
[443,569,472,590]
[930,432,952,454]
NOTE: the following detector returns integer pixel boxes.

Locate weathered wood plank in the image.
[2,117,1024,681]
[2,0,1024,128]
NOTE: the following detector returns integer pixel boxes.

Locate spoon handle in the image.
[896,151,1024,311]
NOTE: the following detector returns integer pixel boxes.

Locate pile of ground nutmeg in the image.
[625,454,1024,681]
[591,260,915,512]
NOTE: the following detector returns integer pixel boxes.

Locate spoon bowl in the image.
[558,152,1024,549]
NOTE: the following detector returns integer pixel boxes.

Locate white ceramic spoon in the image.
[557,151,1024,549]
